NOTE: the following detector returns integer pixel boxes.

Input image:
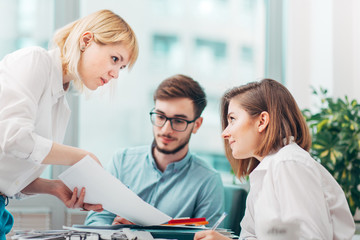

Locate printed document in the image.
[58,155,172,226]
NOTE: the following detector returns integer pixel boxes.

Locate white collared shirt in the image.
[240,142,355,240]
[0,47,70,196]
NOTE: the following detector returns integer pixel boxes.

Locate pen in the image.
[211,212,228,230]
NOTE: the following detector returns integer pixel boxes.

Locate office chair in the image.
[223,184,248,236]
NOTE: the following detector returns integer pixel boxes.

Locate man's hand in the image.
[112,216,135,225]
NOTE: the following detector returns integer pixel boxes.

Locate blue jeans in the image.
[0,196,13,240]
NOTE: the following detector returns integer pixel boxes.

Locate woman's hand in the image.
[53,180,103,212]
[21,178,103,211]
[194,230,231,240]
[112,216,135,225]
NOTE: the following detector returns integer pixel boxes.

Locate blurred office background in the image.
[1,0,360,234]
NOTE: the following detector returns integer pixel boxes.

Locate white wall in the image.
[285,0,360,110]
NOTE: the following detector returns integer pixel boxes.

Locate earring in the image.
[80,46,85,52]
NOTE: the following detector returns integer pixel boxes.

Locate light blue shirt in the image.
[85,145,224,226]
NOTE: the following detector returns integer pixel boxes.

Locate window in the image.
[152,34,181,70]
[78,0,266,172]
[0,0,55,179]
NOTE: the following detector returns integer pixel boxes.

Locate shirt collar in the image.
[249,152,273,186]
[252,153,273,173]
[48,48,67,100]
[251,136,296,173]
[147,145,192,173]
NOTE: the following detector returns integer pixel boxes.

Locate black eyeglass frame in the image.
[149,110,198,132]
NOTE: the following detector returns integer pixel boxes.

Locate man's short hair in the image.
[153,74,207,118]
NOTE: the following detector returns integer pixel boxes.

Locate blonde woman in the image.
[0,9,138,239]
[195,79,354,240]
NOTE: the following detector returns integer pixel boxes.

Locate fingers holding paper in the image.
[112,216,135,225]
[194,230,230,240]
[55,180,103,212]
[72,186,104,212]
[82,202,104,212]
[20,178,103,212]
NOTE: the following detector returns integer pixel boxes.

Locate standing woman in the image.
[0,9,138,239]
[194,79,355,239]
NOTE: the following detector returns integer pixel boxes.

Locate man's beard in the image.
[152,132,192,155]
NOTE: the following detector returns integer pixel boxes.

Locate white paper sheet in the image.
[58,155,172,226]
[122,228,155,240]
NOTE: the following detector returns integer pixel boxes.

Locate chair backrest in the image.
[223,184,248,236]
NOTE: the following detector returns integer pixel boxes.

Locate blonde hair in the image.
[52,9,139,91]
[221,79,311,179]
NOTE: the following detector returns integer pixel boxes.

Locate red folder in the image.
[162,217,209,226]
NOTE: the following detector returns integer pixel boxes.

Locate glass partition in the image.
[78,0,266,172]
[0,0,55,179]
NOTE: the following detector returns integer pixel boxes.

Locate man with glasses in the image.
[85,74,224,226]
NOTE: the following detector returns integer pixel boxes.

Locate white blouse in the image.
[240,142,355,240]
[0,47,70,196]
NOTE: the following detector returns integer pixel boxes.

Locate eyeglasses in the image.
[13,230,101,240]
[66,231,100,240]
[149,111,197,132]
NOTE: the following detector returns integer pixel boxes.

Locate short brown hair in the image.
[221,79,311,179]
[153,74,207,118]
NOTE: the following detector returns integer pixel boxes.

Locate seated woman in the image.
[194,79,355,240]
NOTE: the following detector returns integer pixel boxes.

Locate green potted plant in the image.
[302,88,360,218]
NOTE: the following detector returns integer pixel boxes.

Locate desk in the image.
[68,224,235,240]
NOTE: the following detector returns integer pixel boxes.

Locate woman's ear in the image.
[79,31,94,49]
[258,111,269,133]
